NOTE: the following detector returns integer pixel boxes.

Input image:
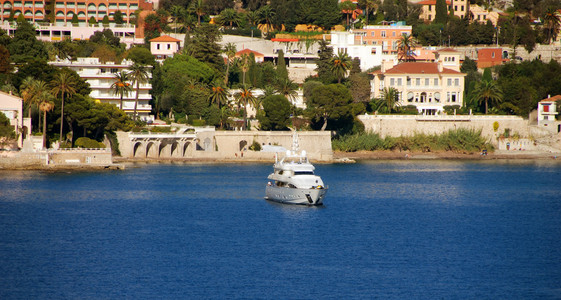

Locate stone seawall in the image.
[0,148,116,169]
[116,130,333,162]
[358,114,532,145]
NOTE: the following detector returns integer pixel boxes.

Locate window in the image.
[454,5,457,11]
[371,48,377,54]
[492,52,495,58]
[428,5,431,11]
[381,31,386,37]
[371,31,375,37]
[455,78,459,86]
[407,92,414,102]
[447,78,452,86]
[434,78,439,86]
[167,44,171,50]
[392,41,398,49]
[544,105,550,112]
[461,5,464,11]
[416,78,420,86]
[407,77,411,86]
[390,78,395,86]
[397,78,402,86]
[483,15,486,19]
[434,92,440,102]
[157,44,160,50]
[451,93,457,102]
[420,92,427,103]
[425,78,429,86]
[392,31,396,37]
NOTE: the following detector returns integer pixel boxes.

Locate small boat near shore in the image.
[265,133,328,206]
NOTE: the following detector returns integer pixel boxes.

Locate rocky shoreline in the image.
[333,150,560,161]
[2,149,560,171]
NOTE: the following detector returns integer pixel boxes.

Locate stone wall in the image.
[116,130,333,162]
[358,114,531,145]
[0,148,113,169]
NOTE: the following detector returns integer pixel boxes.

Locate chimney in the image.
[437,60,443,72]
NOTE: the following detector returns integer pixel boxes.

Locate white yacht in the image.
[265,134,328,206]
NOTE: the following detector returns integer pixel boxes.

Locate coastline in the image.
[1,150,559,171]
[333,150,560,161]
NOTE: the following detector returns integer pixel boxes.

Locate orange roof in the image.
[149,35,181,42]
[417,0,451,4]
[437,48,458,53]
[540,95,561,102]
[384,62,463,75]
[235,48,264,57]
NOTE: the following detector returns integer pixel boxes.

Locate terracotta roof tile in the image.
[540,95,561,102]
[384,62,463,75]
[149,35,181,42]
[235,48,264,57]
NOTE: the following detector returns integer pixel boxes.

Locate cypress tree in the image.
[276,49,288,81]
[434,0,448,25]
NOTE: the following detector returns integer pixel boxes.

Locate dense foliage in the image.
[332,129,492,153]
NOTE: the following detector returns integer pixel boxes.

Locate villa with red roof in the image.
[150,35,181,61]
[235,49,265,63]
[371,48,466,115]
[538,95,560,128]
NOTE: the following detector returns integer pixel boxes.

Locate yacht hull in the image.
[265,186,327,205]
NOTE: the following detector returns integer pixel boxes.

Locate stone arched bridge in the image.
[117,127,216,159]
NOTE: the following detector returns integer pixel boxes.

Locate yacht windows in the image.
[294,171,314,176]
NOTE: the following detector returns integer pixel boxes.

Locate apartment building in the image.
[416,0,469,22]
[371,48,466,115]
[351,22,413,55]
[0,0,152,24]
[49,57,154,122]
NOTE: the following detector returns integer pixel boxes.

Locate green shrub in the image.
[249,140,261,151]
[333,129,491,153]
[190,119,206,126]
[75,137,105,148]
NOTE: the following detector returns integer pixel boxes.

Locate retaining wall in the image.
[358,114,530,145]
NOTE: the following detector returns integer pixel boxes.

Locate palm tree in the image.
[38,95,55,149]
[170,5,185,33]
[245,10,260,28]
[218,8,240,29]
[543,7,561,44]
[110,71,132,110]
[473,80,503,114]
[374,87,400,113]
[223,42,237,85]
[190,0,205,25]
[276,78,298,103]
[209,82,229,109]
[340,0,357,28]
[257,5,275,33]
[359,0,379,26]
[238,54,251,86]
[31,80,51,136]
[128,63,150,120]
[330,51,352,84]
[234,87,256,130]
[51,71,77,143]
[398,34,418,62]
[20,77,36,120]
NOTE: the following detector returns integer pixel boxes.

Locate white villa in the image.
[0,91,30,148]
[538,95,559,128]
[370,48,466,115]
[49,57,154,122]
[329,30,394,71]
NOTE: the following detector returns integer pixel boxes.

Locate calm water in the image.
[1,160,561,299]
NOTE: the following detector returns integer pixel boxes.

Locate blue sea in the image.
[1,160,561,299]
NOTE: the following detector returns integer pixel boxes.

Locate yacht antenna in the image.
[292,132,299,153]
